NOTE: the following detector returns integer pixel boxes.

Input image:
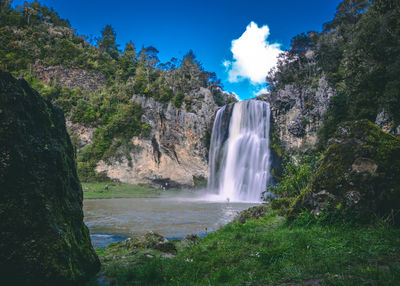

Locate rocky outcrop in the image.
[66,120,95,148]
[375,108,400,136]
[124,232,176,253]
[292,120,400,223]
[0,71,99,285]
[259,76,334,154]
[96,87,227,187]
[234,205,269,224]
[35,62,106,93]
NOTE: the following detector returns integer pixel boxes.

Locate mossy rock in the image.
[124,232,176,253]
[234,205,269,224]
[292,120,400,223]
[0,71,99,285]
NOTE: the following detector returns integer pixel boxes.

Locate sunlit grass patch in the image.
[93,207,400,285]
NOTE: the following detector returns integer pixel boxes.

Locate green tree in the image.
[324,0,370,34]
[138,46,159,67]
[133,65,148,95]
[98,25,120,59]
[343,0,400,122]
[119,41,137,80]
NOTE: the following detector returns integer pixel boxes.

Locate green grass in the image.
[93,207,400,285]
[82,181,163,199]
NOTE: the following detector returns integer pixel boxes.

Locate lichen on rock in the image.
[0,71,99,285]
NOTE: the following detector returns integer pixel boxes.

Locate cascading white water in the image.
[208,100,271,202]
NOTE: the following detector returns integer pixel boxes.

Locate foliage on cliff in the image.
[269,119,400,226]
[267,0,400,147]
[292,120,400,224]
[0,70,99,285]
[0,0,236,181]
[0,0,231,106]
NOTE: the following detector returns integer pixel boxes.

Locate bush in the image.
[70,99,97,125]
[266,154,320,200]
[172,92,184,108]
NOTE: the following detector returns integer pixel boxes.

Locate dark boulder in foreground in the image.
[0,71,99,285]
[293,120,400,223]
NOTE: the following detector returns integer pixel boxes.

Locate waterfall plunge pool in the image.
[83,196,258,247]
[84,100,272,248]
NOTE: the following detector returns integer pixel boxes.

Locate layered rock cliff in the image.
[27,60,237,187]
[96,87,229,187]
[0,71,99,285]
[34,62,106,93]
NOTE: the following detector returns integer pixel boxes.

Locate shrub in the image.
[70,99,97,125]
[266,154,320,200]
[172,92,184,108]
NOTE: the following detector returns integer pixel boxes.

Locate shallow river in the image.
[83,196,257,247]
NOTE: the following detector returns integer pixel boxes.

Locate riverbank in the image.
[82,181,164,199]
[89,206,400,285]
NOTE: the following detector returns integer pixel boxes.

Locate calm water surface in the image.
[83,196,257,247]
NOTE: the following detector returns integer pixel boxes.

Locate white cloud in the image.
[253,87,269,96]
[225,22,282,85]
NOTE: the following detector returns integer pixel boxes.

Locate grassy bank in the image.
[82,181,163,199]
[92,207,400,285]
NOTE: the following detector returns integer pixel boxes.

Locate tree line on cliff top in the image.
[0,0,235,181]
[267,0,400,147]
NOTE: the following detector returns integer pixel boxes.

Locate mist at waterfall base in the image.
[205,100,272,203]
[84,100,272,246]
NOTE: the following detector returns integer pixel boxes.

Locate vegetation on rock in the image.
[266,0,400,153]
[0,0,236,182]
[265,0,400,227]
[292,120,400,224]
[0,71,99,285]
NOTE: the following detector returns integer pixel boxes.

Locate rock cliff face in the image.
[259,77,334,154]
[96,87,225,187]
[0,71,99,285]
[33,61,237,187]
[375,109,400,136]
[35,63,106,93]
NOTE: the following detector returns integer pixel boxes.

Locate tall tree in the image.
[323,0,370,37]
[138,46,159,67]
[343,0,400,122]
[98,25,120,59]
[119,41,137,80]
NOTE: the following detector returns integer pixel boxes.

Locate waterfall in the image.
[208,100,271,202]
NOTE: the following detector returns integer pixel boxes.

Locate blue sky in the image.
[14,0,341,99]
